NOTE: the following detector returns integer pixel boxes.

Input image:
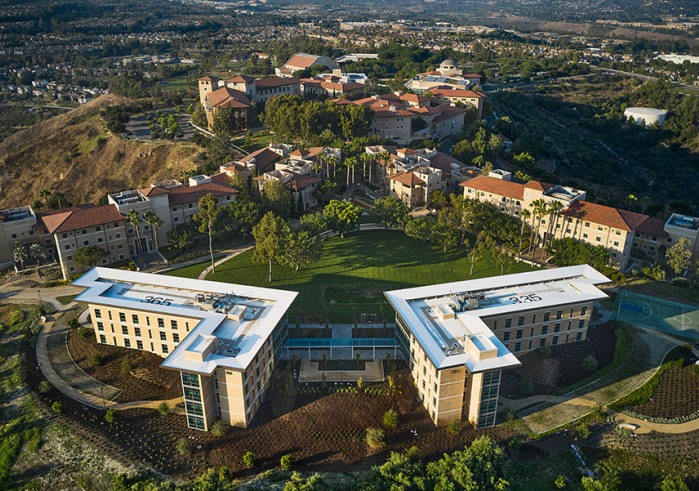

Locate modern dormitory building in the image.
[385,265,610,428]
[461,171,687,269]
[0,174,237,279]
[73,268,296,431]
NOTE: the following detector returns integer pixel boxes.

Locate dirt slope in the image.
[0,94,202,209]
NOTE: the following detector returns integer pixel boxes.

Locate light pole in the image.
[100,387,105,409]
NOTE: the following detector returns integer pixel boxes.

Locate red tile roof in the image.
[390,171,424,187]
[523,181,554,192]
[460,175,525,200]
[207,87,251,109]
[286,174,321,192]
[239,147,282,170]
[285,54,320,70]
[140,186,170,197]
[227,75,255,84]
[636,216,669,238]
[429,88,485,99]
[167,183,237,206]
[428,151,464,175]
[40,205,125,234]
[563,201,649,232]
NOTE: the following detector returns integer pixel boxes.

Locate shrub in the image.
[581,355,599,374]
[176,437,192,456]
[576,423,590,440]
[38,380,52,394]
[68,317,80,329]
[382,409,399,429]
[280,453,293,470]
[446,419,461,435]
[156,401,169,416]
[120,358,133,375]
[91,353,103,366]
[77,326,90,338]
[365,427,385,449]
[536,346,552,359]
[210,420,227,437]
[554,475,568,489]
[104,408,117,424]
[242,451,256,468]
[51,401,63,414]
[691,364,699,376]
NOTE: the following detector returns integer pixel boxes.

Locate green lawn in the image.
[164,259,211,279]
[169,230,534,323]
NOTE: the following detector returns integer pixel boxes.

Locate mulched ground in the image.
[500,322,617,399]
[66,328,181,402]
[630,354,699,419]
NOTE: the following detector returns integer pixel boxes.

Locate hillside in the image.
[0,95,203,210]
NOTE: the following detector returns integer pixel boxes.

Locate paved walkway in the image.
[611,410,699,434]
[506,323,695,434]
[299,360,384,382]
[0,282,82,311]
[197,243,254,280]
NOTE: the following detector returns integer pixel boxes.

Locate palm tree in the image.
[40,190,52,210]
[143,211,164,253]
[345,156,359,191]
[13,243,27,270]
[518,209,531,254]
[546,201,564,247]
[29,243,45,265]
[53,192,67,209]
[529,199,548,253]
[126,209,143,256]
[325,154,338,183]
[378,151,391,193]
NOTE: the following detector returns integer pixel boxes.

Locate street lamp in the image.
[100,387,105,409]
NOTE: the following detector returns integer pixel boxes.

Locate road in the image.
[589,66,699,93]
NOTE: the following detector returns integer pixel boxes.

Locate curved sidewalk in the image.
[197,243,254,280]
[37,303,183,412]
[612,410,699,435]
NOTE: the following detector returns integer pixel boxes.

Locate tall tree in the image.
[12,243,27,270]
[374,196,409,230]
[28,243,45,266]
[126,209,143,256]
[40,190,52,210]
[665,237,692,275]
[262,179,293,219]
[143,211,163,253]
[431,220,459,252]
[405,217,433,245]
[73,246,109,269]
[283,231,322,272]
[518,209,531,253]
[167,224,194,257]
[193,193,221,273]
[323,199,361,238]
[252,212,291,282]
[228,199,260,237]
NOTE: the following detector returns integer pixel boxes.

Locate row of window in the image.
[501,320,585,341]
[97,322,183,343]
[97,334,168,353]
[507,331,583,353]
[94,309,190,331]
[497,306,588,329]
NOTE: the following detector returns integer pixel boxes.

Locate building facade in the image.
[385,265,609,428]
[73,268,296,430]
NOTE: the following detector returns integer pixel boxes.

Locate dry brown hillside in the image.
[0,94,202,209]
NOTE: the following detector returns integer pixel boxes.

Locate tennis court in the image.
[615,290,699,341]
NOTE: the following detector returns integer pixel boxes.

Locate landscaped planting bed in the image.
[629,363,699,419]
[500,321,617,399]
[67,327,181,402]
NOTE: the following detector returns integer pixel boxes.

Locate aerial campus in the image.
[1,2,699,489]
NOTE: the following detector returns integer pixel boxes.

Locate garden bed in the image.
[352,327,395,338]
[500,322,617,399]
[323,284,394,305]
[288,327,333,338]
[67,328,181,402]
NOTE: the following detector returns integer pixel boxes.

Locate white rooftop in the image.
[385,265,610,372]
[72,268,297,374]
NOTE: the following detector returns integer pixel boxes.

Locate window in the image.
[171,320,178,330]
[97,322,104,331]
[160,332,167,341]
[132,314,139,324]
[505,318,512,328]
[539,338,546,348]
[158,318,164,328]
[552,336,559,346]
[541,325,548,335]
[578,319,585,329]
[182,373,199,387]
[94,309,101,319]
[543,312,550,322]
[100,334,106,343]
[613,241,619,247]
[108,311,112,320]
[173,333,180,343]
[122,326,128,335]
[518,316,525,326]
[516,329,523,340]
[503,331,510,341]
[96,226,101,232]
[554,323,561,333]
[124,339,131,348]
[162,344,168,354]
[556,310,563,320]
[582,233,588,239]
[119,312,126,322]
[134,327,141,337]
[596,236,601,242]
[83,240,89,246]
[514,342,521,352]
[137,340,143,349]
[64,244,71,250]
[581,306,587,316]
[576,331,583,342]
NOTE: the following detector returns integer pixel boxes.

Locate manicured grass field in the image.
[170,230,534,323]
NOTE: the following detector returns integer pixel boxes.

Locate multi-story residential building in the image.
[385,265,609,428]
[0,206,42,268]
[255,159,322,214]
[428,88,485,119]
[461,172,676,268]
[300,77,365,99]
[389,166,445,207]
[73,268,296,431]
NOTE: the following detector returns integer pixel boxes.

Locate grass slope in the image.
[0,94,202,208]
[172,230,534,323]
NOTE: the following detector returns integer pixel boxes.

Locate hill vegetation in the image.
[0,95,202,210]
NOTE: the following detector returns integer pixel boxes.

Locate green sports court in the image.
[615,290,699,341]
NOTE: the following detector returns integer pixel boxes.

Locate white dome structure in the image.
[624,107,668,126]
